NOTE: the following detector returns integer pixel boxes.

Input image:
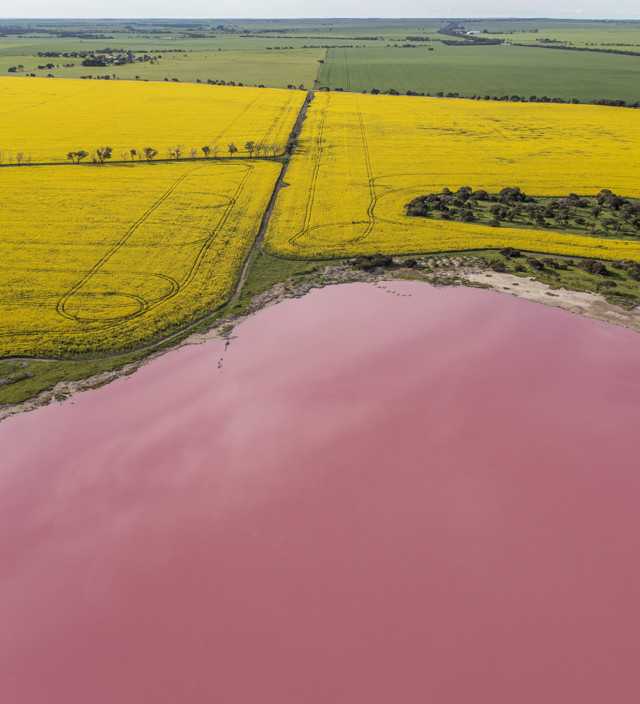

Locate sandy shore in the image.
[2,264,639,422]
[461,270,640,334]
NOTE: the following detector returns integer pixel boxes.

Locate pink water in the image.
[2,281,640,703]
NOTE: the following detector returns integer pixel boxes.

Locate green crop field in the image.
[318,45,640,103]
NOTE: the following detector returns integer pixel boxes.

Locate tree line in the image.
[65,140,286,164]
[348,88,639,109]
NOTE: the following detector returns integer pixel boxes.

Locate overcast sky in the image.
[3,0,640,20]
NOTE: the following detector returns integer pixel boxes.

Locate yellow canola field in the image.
[264,92,640,261]
[0,160,280,357]
[0,77,303,163]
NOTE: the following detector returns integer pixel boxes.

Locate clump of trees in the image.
[92,147,112,163]
[350,254,393,271]
[66,150,89,163]
[406,187,640,238]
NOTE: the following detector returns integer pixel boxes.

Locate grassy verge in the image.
[226,252,336,313]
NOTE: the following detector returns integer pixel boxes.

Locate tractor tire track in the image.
[288,94,329,248]
[206,95,261,150]
[56,165,206,321]
[350,95,377,243]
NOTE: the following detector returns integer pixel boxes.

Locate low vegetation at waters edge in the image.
[0,77,303,163]
[264,91,640,262]
[475,249,640,309]
[347,248,640,310]
[0,160,281,357]
[406,187,640,239]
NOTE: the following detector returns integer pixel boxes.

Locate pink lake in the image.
[1,281,640,703]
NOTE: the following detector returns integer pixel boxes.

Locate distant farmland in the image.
[317,45,640,104]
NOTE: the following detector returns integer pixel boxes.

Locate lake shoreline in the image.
[2,262,639,423]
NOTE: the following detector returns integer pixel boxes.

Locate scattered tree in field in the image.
[190,147,197,159]
[228,142,238,157]
[143,147,158,161]
[499,247,521,259]
[628,263,640,281]
[245,140,255,157]
[597,280,617,292]
[89,147,112,164]
[66,150,89,164]
[15,152,23,166]
[201,145,211,158]
[130,149,137,161]
[120,152,128,161]
[351,254,393,271]
[212,145,220,159]
[579,258,608,276]
[95,147,112,164]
